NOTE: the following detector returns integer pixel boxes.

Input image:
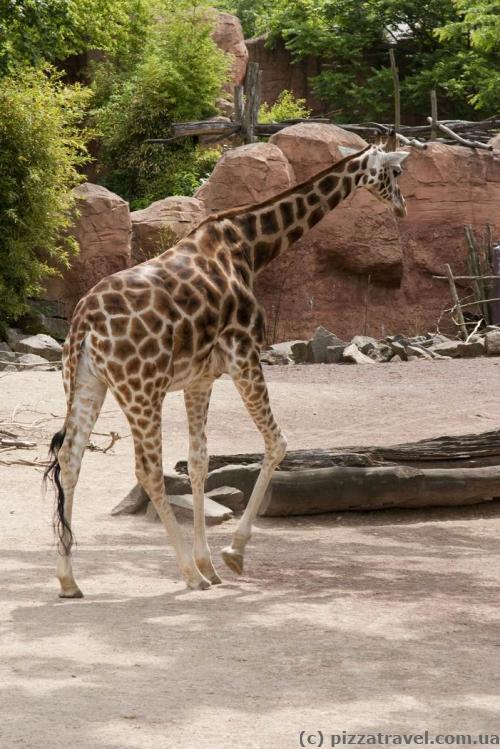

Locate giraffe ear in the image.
[382,151,410,167]
[338,146,358,158]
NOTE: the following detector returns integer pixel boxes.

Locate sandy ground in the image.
[1,359,500,748]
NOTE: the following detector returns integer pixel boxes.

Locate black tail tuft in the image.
[43,429,72,553]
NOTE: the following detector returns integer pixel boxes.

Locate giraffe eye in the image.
[392,166,402,176]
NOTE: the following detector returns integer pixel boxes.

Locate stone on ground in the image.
[16,353,53,369]
[206,486,246,513]
[310,326,346,364]
[146,495,233,525]
[351,335,377,354]
[485,330,500,356]
[342,343,376,365]
[13,334,62,362]
[407,344,433,360]
[326,345,346,363]
[430,341,461,358]
[457,340,485,358]
[290,341,311,364]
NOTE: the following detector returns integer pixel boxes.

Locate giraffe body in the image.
[46,143,409,595]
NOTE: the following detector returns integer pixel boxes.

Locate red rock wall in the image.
[246,35,324,114]
[256,144,500,341]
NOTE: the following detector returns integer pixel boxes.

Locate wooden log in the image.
[259,464,500,516]
[175,428,500,475]
[426,117,493,150]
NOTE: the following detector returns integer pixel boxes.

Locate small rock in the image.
[456,340,485,358]
[430,341,461,358]
[326,344,346,363]
[485,330,500,356]
[351,335,377,354]
[368,343,393,363]
[390,354,403,363]
[40,315,69,341]
[146,495,233,525]
[387,340,408,360]
[0,364,17,372]
[407,344,433,360]
[342,343,376,365]
[16,353,53,369]
[206,486,245,513]
[0,341,13,354]
[111,485,149,516]
[14,333,62,362]
[310,326,346,364]
[269,340,304,359]
[260,350,289,365]
[6,328,29,348]
[290,341,311,364]
[205,463,260,502]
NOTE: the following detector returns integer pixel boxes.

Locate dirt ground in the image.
[1,359,500,749]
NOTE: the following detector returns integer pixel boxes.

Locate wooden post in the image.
[445,263,468,338]
[389,48,401,134]
[492,243,500,324]
[465,225,490,324]
[234,84,244,125]
[430,89,438,140]
[242,62,261,144]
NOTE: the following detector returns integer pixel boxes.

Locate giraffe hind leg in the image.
[48,352,107,598]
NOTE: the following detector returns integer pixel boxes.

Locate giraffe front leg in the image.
[222,357,287,575]
[184,383,221,585]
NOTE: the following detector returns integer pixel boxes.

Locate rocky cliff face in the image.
[43,183,131,318]
[48,125,500,341]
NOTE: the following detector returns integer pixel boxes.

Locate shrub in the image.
[259,90,312,123]
[0,68,91,323]
[94,0,229,205]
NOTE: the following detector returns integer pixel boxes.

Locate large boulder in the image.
[270,123,403,283]
[269,122,367,182]
[256,139,500,340]
[43,183,131,317]
[195,142,295,212]
[212,12,248,87]
[489,134,500,151]
[131,196,206,264]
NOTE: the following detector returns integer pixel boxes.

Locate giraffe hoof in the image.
[58,586,84,599]
[187,575,211,591]
[221,547,244,575]
[210,572,223,585]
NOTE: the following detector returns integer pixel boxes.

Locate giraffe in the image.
[45,142,409,597]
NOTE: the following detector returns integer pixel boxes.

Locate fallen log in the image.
[174,429,500,474]
[259,464,500,516]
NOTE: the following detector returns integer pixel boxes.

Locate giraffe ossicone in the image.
[44,142,410,595]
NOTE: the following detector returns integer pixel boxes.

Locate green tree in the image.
[265,0,500,121]
[0,68,91,322]
[0,0,150,76]
[95,0,229,206]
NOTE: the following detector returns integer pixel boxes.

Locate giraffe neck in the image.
[227,146,370,275]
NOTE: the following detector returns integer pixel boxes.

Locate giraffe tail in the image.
[43,429,71,553]
[43,300,89,553]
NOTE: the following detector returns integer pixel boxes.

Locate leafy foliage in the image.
[0,68,90,322]
[0,0,150,76]
[94,0,229,206]
[259,89,312,122]
[264,0,500,121]
[213,0,270,38]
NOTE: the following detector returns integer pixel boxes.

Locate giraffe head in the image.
[339,144,409,218]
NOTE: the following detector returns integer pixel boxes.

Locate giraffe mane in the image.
[188,144,372,234]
